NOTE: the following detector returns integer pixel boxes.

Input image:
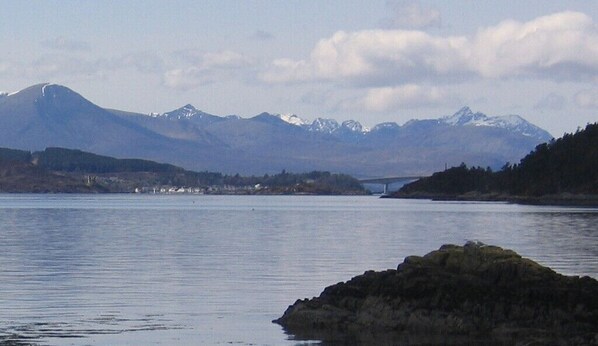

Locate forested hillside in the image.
[0,147,366,194]
[504,123,598,195]
[395,123,598,202]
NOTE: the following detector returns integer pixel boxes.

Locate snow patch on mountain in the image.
[273,113,370,134]
[442,107,487,126]
[341,120,369,133]
[6,88,24,97]
[275,113,308,126]
[372,122,400,132]
[153,104,208,120]
[41,83,51,97]
[441,106,522,128]
[308,118,340,133]
[440,107,552,141]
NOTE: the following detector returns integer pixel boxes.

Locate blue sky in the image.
[1,1,597,136]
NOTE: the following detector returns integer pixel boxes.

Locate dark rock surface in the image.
[274,242,598,345]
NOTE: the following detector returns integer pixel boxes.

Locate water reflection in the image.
[0,313,180,345]
[0,195,596,345]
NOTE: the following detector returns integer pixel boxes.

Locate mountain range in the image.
[0,83,553,177]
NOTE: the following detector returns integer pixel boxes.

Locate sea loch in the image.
[0,194,596,345]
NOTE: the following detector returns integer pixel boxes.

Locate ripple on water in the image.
[0,195,596,345]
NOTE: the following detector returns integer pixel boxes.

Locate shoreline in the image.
[386,192,598,207]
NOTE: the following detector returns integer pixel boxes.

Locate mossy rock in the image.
[275,243,598,345]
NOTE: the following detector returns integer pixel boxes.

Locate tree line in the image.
[0,147,365,194]
[398,123,598,197]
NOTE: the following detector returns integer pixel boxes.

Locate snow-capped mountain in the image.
[274,113,308,126]
[341,120,368,133]
[371,122,401,132]
[440,107,552,142]
[441,106,487,126]
[153,104,214,120]
[307,118,340,133]
[272,106,549,142]
[276,115,369,134]
[0,83,229,169]
[0,83,555,176]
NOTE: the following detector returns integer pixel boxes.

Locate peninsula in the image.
[389,123,598,206]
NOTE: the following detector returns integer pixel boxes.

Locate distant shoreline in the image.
[387,192,598,207]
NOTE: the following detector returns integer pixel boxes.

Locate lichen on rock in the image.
[274,242,598,345]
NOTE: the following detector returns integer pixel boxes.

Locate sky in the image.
[1,0,597,137]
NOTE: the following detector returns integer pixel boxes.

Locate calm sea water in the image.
[0,194,596,345]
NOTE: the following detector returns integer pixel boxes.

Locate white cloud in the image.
[575,89,598,108]
[262,30,469,85]
[359,85,453,111]
[383,1,441,29]
[261,58,312,83]
[163,67,209,90]
[262,11,598,87]
[163,50,253,90]
[471,11,598,79]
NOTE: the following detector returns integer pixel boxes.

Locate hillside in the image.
[0,147,366,195]
[392,123,598,205]
[0,149,105,193]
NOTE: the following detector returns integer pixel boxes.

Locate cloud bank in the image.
[262,11,598,86]
[359,85,453,111]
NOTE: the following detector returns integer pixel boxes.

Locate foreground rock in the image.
[275,243,598,345]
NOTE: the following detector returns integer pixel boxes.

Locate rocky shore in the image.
[274,242,598,345]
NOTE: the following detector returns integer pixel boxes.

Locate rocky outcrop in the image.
[274,242,598,345]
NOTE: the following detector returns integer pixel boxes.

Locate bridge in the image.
[359,176,428,195]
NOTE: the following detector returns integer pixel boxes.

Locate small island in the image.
[389,123,598,206]
[275,242,598,345]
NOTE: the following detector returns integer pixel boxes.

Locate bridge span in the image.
[359,176,428,195]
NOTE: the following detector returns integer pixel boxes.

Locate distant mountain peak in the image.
[341,120,368,133]
[372,122,400,132]
[442,106,487,126]
[6,83,101,114]
[307,118,340,133]
[156,104,215,120]
[41,83,57,97]
[440,107,552,141]
[4,83,54,99]
[275,113,308,126]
